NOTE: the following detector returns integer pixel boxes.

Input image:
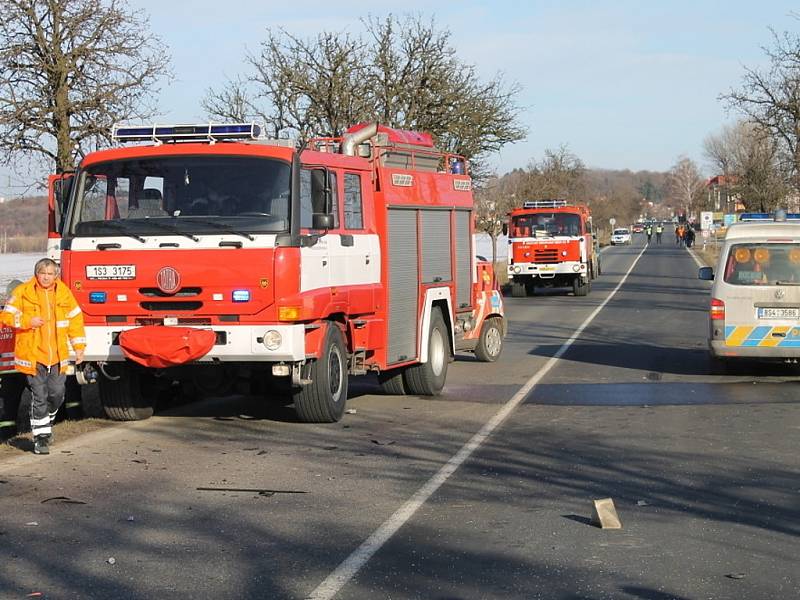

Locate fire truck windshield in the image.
[67,156,291,237]
[511,213,581,237]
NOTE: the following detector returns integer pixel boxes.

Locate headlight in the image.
[263,330,282,350]
[514,266,522,274]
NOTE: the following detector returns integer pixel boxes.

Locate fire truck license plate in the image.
[538,265,556,272]
[86,265,136,280]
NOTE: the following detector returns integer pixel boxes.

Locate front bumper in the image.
[508,261,586,278]
[83,324,307,363]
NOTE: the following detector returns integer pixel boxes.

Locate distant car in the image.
[632,224,644,234]
[611,228,632,245]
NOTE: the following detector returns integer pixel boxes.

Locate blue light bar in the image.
[232,290,251,302]
[89,291,107,304]
[112,123,261,144]
[739,212,800,222]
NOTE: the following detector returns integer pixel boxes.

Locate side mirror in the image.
[502,223,508,236]
[698,266,714,281]
[312,213,333,230]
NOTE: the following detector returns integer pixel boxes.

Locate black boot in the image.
[34,434,50,455]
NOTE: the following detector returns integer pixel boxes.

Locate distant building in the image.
[706,175,742,213]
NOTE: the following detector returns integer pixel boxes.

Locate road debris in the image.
[371,439,396,446]
[345,408,357,414]
[41,496,87,505]
[25,522,38,526]
[107,557,116,565]
[636,500,650,506]
[591,498,622,529]
[196,487,307,497]
[726,573,746,580]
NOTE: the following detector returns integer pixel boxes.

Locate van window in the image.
[723,243,800,285]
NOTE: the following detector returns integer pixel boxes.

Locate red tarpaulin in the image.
[119,326,215,368]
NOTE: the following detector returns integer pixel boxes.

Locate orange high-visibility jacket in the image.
[0,277,86,375]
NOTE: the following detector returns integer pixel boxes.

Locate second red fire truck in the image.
[46,122,504,423]
[505,199,600,297]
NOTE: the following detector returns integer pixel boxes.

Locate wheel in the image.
[378,368,406,395]
[525,281,536,296]
[511,281,526,297]
[474,317,504,362]
[573,276,589,296]
[99,364,156,421]
[293,322,348,422]
[15,386,32,434]
[403,307,449,395]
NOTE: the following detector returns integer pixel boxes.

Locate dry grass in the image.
[0,417,115,458]
[694,242,721,268]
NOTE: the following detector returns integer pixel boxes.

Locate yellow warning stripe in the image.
[758,325,791,347]
[725,326,753,346]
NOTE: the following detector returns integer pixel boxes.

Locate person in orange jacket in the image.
[0,258,86,454]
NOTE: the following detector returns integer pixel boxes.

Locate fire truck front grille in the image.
[533,249,559,263]
[139,287,202,297]
[140,301,203,311]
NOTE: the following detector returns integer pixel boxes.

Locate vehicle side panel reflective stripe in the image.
[725,324,800,347]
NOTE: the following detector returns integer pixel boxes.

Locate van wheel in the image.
[293,322,348,422]
[404,307,449,395]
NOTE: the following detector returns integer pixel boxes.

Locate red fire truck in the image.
[46,122,504,423]
[505,199,600,297]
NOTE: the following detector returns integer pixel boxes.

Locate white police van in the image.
[699,211,800,371]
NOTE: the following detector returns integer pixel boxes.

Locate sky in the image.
[0,0,796,199]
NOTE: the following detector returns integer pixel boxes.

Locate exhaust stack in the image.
[341,123,378,156]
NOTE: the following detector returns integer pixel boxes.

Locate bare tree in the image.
[203,14,526,171]
[704,121,789,211]
[722,26,800,187]
[0,0,171,175]
[667,156,705,218]
[520,145,586,200]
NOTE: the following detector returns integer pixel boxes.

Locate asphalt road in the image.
[1,235,798,600]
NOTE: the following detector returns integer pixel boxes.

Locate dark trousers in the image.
[26,364,65,437]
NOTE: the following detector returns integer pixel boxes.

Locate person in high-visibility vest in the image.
[645,225,653,243]
[655,223,664,244]
[0,258,85,455]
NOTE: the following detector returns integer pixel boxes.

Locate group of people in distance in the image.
[674,223,695,247]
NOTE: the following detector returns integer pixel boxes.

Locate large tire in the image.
[403,307,450,395]
[293,322,348,423]
[474,317,504,362]
[511,281,526,297]
[525,281,536,296]
[99,364,155,421]
[378,368,406,395]
[573,276,589,297]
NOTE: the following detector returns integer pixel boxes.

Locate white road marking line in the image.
[306,244,650,600]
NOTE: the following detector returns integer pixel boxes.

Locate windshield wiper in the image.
[180,218,255,241]
[774,281,800,286]
[92,221,146,243]
[133,218,199,242]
